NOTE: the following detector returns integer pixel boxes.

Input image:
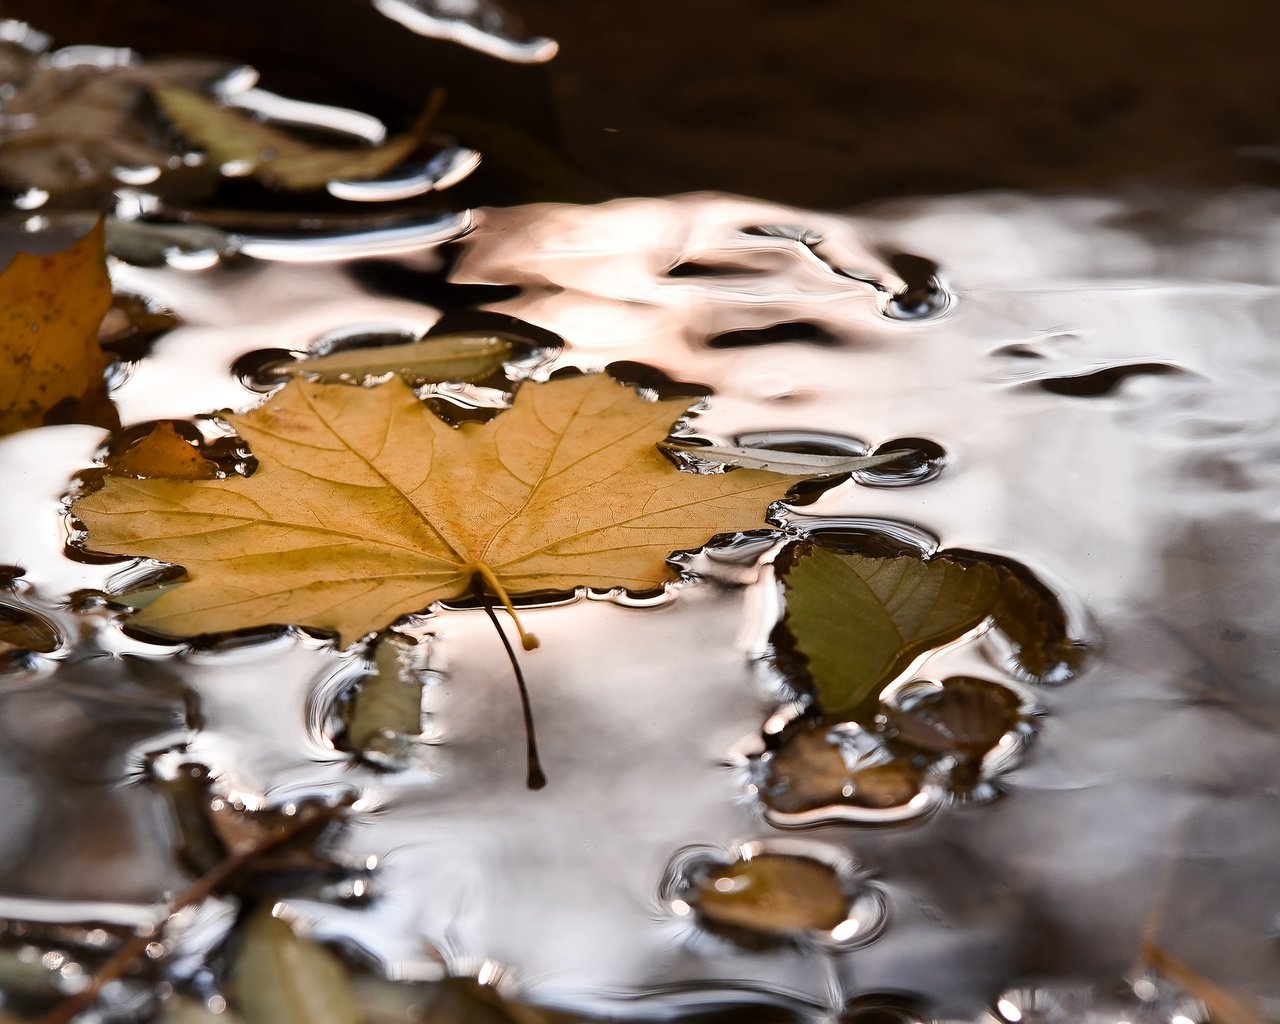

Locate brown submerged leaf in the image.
[883,677,1024,761]
[694,854,849,939]
[0,605,60,658]
[74,374,798,646]
[761,725,923,814]
[107,422,218,480]
[154,86,439,191]
[0,221,114,436]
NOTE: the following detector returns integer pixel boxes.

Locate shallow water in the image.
[4,186,1280,1021]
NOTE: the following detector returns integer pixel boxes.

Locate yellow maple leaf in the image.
[108,422,218,480]
[74,374,796,646]
[0,221,113,436]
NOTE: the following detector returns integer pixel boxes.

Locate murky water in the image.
[4,23,1280,1017]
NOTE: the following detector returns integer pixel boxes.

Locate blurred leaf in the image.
[1141,942,1265,1024]
[663,442,911,476]
[0,221,113,436]
[0,605,60,657]
[694,854,848,939]
[0,56,227,199]
[345,633,423,760]
[286,334,512,385]
[159,996,249,1024]
[351,976,583,1024]
[155,87,438,191]
[108,423,218,480]
[231,905,361,1024]
[781,546,1001,717]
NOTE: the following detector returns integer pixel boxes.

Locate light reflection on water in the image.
[3,189,1280,1019]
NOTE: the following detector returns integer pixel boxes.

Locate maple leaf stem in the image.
[478,591,547,791]
[35,805,328,1024]
[469,561,540,650]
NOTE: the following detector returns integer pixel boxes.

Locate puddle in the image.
[3,14,1280,1022]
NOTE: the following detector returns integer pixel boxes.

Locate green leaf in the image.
[285,334,513,385]
[231,905,361,1024]
[345,633,424,760]
[781,546,1001,717]
[154,86,436,191]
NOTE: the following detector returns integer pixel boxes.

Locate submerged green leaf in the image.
[285,334,513,385]
[781,546,1001,717]
[231,906,361,1024]
[154,86,437,191]
[345,633,424,760]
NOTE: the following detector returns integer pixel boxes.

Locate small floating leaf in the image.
[345,633,423,759]
[694,854,849,938]
[231,906,361,1024]
[0,605,60,658]
[663,442,913,476]
[286,334,513,385]
[884,677,1023,761]
[0,220,113,436]
[762,727,923,814]
[108,423,218,480]
[781,546,1001,717]
[991,569,1081,678]
[74,374,799,647]
[155,87,438,191]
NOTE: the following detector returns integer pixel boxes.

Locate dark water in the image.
[2,5,1280,1024]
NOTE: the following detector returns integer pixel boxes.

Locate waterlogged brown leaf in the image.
[0,220,113,436]
[231,905,361,1024]
[108,423,218,480]
[286,333,513,385]
[0,56,228,199]
[0,605,60,658]
[345,633,423,760]
[991,567,1081,678]
[155,86,437,191]
[884,677,1023,760]
[762,726,923,814]
[781,546,1002,717]
[75,374,795,645]
[694,854,848,938]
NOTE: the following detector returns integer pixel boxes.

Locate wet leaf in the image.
[762,726,923,814]
[107,423,218,480]
[285,333,513,385]
[991,567,1081,678]
[694,854,848,938]
[0,605,60,657]
[75,374,797,645]
[0,56,228,199]
[1140,942,1266,1024]
[663,442,912,476]
[884,677,1023,760]
[230,905,361,1024]
[351,976,584,1024]
[154,87,438,191]
[345,633,424,760]
[0,221,113,436]
[97,293,181,359]
[781,546,1002,717]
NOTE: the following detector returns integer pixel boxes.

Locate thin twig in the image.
[479,593,547,790]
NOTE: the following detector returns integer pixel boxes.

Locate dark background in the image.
[8,0,1280,207]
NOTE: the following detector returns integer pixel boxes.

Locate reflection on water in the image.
[3,189,1280,1020]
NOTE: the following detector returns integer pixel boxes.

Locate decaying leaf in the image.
[0,221,114,436]
[0,53,228,200]
[107,423,218,480]
[693,854,849,939]
[284,333,513,385]
[781,546,1002,717]
[230,906,361,1024]
[154,86,438,191]
[75,373,797,645]
[761,726,923,814]
[0,605,60,658]
[780,545,1079,717]
[344,632,424,761]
